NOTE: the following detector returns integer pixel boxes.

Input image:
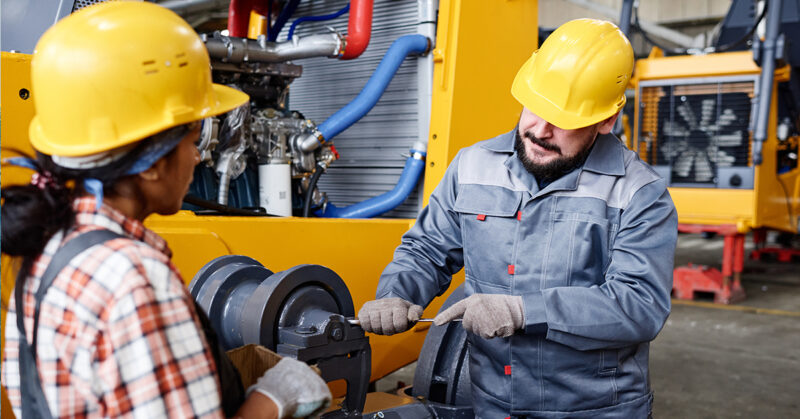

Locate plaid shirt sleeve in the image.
[2,238,226,419]
[97,243,225,418]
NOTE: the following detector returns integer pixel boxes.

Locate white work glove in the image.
[247,357,331,418]
[357,297,423,335]
[434,294,525,339]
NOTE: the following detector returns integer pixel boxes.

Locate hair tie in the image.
[30,171,58,190]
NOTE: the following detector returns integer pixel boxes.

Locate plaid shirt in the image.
[2,197,224,418]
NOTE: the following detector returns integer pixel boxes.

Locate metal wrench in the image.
[347,318,461,325]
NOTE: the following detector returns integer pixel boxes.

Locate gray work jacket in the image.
[377,129,678,418]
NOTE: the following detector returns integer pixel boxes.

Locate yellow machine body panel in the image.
[1,2,539,415]
[423,0,538,203]
[1,52,38,419]
[632,51,800,233]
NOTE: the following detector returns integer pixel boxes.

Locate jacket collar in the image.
[486,128,626,195]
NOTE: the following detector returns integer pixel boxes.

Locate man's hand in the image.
[357,297,424,335]
[434,294,525,339]
[247,357,331,418]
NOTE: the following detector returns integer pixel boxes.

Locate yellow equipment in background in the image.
[632,49,799,233]
[631,45,800,303]
[1,1,538,417]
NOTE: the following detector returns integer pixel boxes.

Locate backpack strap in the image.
[15,229,124,419]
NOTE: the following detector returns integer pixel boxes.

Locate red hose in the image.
[341,0,373,60]
[228,0,255,38]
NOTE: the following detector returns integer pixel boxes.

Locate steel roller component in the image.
[413,284,473,409]
[191,259,370,416]
[190,255,274,349]
[189,254,263,299]
[240,264,355,350]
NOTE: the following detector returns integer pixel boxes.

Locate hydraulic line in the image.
[267,0,301,41]
[302,163,326,217]
[299,34,431,152]
[753,0,784,165]
[316,149,426,218]
[288,3,351,41]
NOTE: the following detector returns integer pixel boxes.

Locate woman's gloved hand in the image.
[434,293,525,339]
[357,297,423,335]
[247,357,331,418]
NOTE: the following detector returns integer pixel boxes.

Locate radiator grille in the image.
[281,0,427,218]
[638,80,754,185]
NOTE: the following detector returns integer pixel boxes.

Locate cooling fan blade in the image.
[657,91,751,185]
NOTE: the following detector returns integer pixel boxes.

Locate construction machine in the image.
[1,0,537,417]
[626,0,800,304]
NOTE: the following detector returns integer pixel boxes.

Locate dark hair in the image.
[5,131,184,264]
[1,122,196,263]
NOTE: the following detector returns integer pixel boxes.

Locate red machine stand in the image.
[672,224,746,304]
[750,229,800,262]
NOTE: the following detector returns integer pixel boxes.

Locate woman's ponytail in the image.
[1,174,75,258]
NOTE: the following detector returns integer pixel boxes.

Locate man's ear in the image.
[596,112,620,135]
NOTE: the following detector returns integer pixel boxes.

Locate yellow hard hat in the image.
[511,18,633,130]
[29,1,249,157]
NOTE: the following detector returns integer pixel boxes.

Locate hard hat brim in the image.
[510,52,625,130]
[30,83,250,157]
[210,83,250,118]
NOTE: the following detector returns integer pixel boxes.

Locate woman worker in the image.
[1,2,329,418]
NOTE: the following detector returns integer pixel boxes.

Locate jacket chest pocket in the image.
[543,210,618,288]
[454,185,522,291]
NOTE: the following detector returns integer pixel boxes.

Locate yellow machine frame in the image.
[1,1,538,415]
[631,50,800,234]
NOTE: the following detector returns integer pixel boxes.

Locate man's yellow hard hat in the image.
[29,1,249,157]
[511,18,633,130]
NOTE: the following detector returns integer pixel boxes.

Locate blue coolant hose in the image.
[316,150,426,218]
[316,34,430,142]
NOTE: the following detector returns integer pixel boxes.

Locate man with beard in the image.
[357,18,677,418]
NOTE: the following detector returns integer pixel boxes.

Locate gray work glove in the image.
[357,297,424,335]
[247,357,331,418]
[434,294,525,339]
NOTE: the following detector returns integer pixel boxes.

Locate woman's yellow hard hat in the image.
[29,1,249,157]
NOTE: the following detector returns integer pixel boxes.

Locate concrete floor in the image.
[375,233,800,418]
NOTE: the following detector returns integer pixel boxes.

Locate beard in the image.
[514,130,595,184]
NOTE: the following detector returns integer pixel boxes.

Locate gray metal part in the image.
[752,0,785,165]
[189,254,264,299]
[192,258,371,415]
[1,0,76,53]
[717,166,755,189]
[356,404,436,419]
[204,33,342,64]
[338,397,474,419]
[283,0,428,219]
[190,255,274,349]
[240,264,355,350]
[413,285,472,408]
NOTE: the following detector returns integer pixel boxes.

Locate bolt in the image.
[373,412,384,418]
[330,326,343,341]
[19,89,30,100]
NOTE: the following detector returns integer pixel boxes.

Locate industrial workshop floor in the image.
[374,232,800,418]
